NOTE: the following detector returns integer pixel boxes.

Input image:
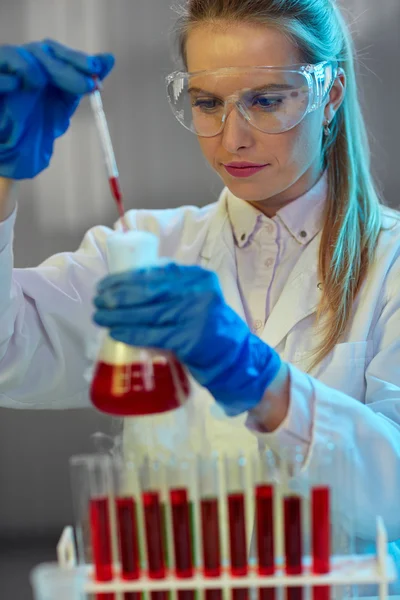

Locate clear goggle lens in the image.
[166,63,336,136]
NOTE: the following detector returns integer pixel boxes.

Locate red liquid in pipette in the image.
[90,497,114,600]
[142,491,168,600]
[116,497,141,600]
[284,496,303,600]
[311,487,330,600]
[109,176,129,232]
[201,498,222,600]
[228,493,248,600]
[256,485,275,600]
[170,488,195,600]
[91,359,190,416]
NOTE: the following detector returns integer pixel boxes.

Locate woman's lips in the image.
[223,163,270,178]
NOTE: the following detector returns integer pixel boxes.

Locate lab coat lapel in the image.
[199,198,247,323]
[261,232,321,349]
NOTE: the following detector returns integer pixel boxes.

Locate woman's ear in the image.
[325,68,346,123]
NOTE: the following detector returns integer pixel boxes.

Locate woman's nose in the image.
[221,103,254,153]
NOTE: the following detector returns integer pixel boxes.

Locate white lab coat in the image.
[1,188,400,584]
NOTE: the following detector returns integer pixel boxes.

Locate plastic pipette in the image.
[90,79,129,232]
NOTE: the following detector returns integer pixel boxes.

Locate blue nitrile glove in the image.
[93,263,282,417]
[0,39,114,179]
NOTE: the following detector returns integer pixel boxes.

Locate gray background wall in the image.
[0,0,399,565]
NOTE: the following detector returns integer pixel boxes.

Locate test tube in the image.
[70,455,92,565]
[254,450,277,600]
[281,448,306,600]
[225,454,249,600]
[311,486,330,600]
[283,494,303,600]
[168,459,195,600]
[140,457,168,600]
[70,454,115,600]
[114,458,142,600]
[305,441,335,600]
[90,455,115,600]
[199,454,222,600]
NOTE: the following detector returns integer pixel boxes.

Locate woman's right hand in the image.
[0,39,114,180]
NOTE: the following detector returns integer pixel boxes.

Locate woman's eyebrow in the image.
[188,83,296,95]
[248,83,296,92]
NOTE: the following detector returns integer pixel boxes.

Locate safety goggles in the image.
[166,61,338,136]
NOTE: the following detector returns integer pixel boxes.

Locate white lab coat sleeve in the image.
[0,207,113,409]
[253,267,400,543]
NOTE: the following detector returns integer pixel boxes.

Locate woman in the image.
[0,0,399,581]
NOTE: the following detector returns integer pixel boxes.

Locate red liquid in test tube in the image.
[91,359,190,417]
[256,485,276,600]
[116,497,141,600]
[170,488,195,600]
[228,492,248,600]
[142,491,168,600]
[90,497,114,600]
[284,496,303,600]
[201,498,222,600]
[312,487,331,600]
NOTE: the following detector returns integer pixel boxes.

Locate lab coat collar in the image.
[226,171,328,248]
[275,171,328,245]
[200,188,322,349]
[227,193,261,248]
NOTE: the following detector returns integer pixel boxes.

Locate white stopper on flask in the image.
[106,231,159,273]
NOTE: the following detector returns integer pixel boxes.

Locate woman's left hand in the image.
[93,262,282,416]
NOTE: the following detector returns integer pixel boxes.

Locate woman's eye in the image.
[253,96,284,110]
[192,98,222,111]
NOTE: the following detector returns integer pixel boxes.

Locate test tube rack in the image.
[31,447,397,600]
[34,516,395,600]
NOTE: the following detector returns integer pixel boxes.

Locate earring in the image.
[323,119,331,137]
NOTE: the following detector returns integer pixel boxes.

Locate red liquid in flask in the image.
[90,497,114,600]
[142,491,168,600]
[228,493,248,600]
[284,496,303,600]
[201,498,222,600]
[91,355,190,416]
[256,485,275,600]
[170,488,195,600]
[311,487,330,600]
[116,497,141,600]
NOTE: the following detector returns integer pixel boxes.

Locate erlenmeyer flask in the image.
[90,231,191,417]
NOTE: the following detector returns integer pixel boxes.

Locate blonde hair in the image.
[173,0,384,370]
